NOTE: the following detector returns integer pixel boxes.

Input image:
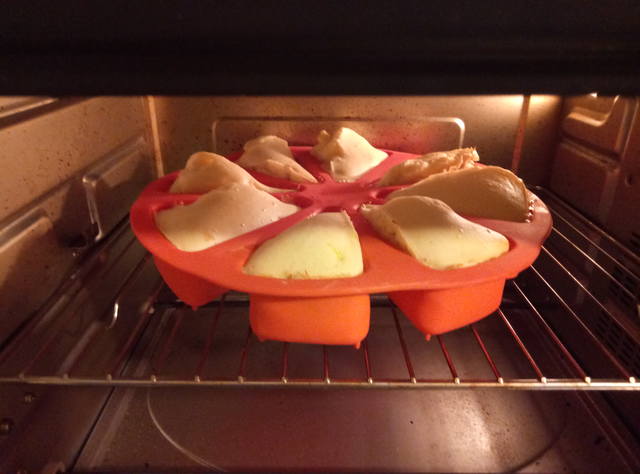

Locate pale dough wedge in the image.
[389,166,530,222]
[237,135,317,183]
[361,196,509,270]
[156,183,299,252]
[311,127,387,182]
[244,211,363,279]
[378,147,479,186]
[169,151,277,193]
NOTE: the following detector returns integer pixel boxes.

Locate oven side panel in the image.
[0,97,160,473]
[0,97,157,343]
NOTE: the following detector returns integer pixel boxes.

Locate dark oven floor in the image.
[73,302,629,472]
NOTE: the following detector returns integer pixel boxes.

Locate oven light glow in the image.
[589,92,598,98]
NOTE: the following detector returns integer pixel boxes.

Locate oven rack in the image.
[0,188,638,391]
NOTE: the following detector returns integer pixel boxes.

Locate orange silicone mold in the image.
[130,147,552,346]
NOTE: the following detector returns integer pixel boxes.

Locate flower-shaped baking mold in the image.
[131,146,552,346]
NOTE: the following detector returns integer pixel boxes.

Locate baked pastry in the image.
[237,135,317,183]
[169,151,276,194]
[156,183,299,252]
[244,211,363,278]
[378,147,479,186]
[388,166,530,222]
[361,196,509,270]
[311,127,387,181]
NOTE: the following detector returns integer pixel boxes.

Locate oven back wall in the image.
[152,95,561,185]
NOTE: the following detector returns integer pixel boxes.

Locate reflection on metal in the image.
[106,253,152,329]
[511,94,530,174]
[0,376,637,390]
[82,136,151,242]
[0,97,57,120]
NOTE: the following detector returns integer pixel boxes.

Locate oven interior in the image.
[0,95,639,472]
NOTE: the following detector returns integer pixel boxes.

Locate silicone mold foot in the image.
[389,279,505,336]
[250,293,370,346]
[154,257,227,309]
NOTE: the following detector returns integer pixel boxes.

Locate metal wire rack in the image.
[0,188,638,391]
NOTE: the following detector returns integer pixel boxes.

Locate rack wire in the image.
[0,189,638,391]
